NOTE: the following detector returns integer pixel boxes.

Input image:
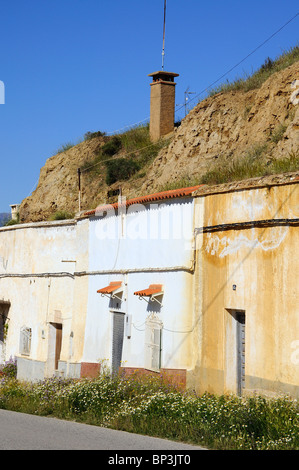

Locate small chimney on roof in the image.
[10,204,20,221]
[148,70,179,142]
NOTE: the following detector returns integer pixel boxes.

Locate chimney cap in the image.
[148,71,179,78]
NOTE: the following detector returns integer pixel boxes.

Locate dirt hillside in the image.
[19,60,299,223]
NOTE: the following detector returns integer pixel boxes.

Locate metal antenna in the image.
[176,87,196,117]
[184,87,196,116]
[162,0,166,70]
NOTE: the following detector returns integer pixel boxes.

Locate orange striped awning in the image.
[97,281,122,295]
[134,284,163,297]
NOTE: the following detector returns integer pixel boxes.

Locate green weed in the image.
[49,210,74,221]
[209,45,299,96]
[200,146,299,186]
[270,123,288,143]
[81,124,169,185]
[55,142,75,154]
[1,374,298,449]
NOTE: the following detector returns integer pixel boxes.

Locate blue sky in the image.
[0,0,298,213]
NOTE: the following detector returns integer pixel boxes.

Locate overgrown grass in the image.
[48,210,75,221]
[159,148,299,192]
[160,176,200,192]
[4,217,20,226]
[201,143,268,185]
[0,372,298,450]
[55,142,75,154]
[200,148,299,186]
[84,130,106,141]
[81,124,169,185]
[209,45,299,95]
[270,123,288,144]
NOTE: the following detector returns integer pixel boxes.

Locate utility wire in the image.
[97,13,299,140]
[175,11,299,114]
[162,0,167,70]
[79,13,299,182]
[106,117,150,136]
[80,142,160,173]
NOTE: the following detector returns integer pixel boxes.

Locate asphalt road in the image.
[0,409,206,451]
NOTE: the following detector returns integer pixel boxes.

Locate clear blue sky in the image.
[0,0,298,213]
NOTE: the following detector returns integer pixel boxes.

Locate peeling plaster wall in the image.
[196,182,299,397]
[0,219,89,380]
[82,198,197,374]
[0,182,298,396]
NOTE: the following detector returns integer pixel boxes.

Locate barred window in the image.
[19,326,32,356]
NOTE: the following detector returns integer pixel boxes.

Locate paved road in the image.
[0,409,206,451]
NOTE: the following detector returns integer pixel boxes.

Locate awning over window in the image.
[134,284,163,297]
[97,281,122,295]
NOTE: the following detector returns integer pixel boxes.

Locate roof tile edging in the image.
[83,185,203,217]
[82,172,299,219]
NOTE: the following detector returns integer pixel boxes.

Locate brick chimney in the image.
[148,71,179,142]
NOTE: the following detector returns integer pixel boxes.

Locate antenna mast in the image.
[162,0,166,70]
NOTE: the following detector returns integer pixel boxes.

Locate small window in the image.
[145,316,162,371]
[19,326,32,356]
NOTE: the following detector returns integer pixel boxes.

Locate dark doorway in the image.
[236,312,246,396]
[0,302,10,343]
[112,312,124,375]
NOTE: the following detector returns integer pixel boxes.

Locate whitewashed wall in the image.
[82,198,197,373]
[0,197,199,380]
[0,220,80,380]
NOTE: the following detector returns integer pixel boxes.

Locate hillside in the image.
[19,55,299,223]
[0,213,10,227]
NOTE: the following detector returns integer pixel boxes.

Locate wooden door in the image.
[55,324,62,370]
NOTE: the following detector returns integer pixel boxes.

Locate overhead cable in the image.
[176,11,299,114]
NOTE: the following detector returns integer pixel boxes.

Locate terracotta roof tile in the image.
[134,284,163,297]
[97,281,122,294]
[84,185,203,217]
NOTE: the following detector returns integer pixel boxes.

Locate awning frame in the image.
[135,284,164,307]
[138,293,163,307]
[100,289,123,302]
[97,282,124,301]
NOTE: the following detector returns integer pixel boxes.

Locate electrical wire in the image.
[76,12,299,211]
[80,142,158,173]
[101,13,299,132]
[162,326,195,334]
[106,117,150,136]
[80,12,299,174]
[94,12,298,146]
[175,11,299,114]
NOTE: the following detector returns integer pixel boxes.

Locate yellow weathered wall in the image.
[194,182,299,397]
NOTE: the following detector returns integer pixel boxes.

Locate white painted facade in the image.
[0,219,87,380]
[0,196,199,383]
[0,180,298,398]
[82,198,198,375]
